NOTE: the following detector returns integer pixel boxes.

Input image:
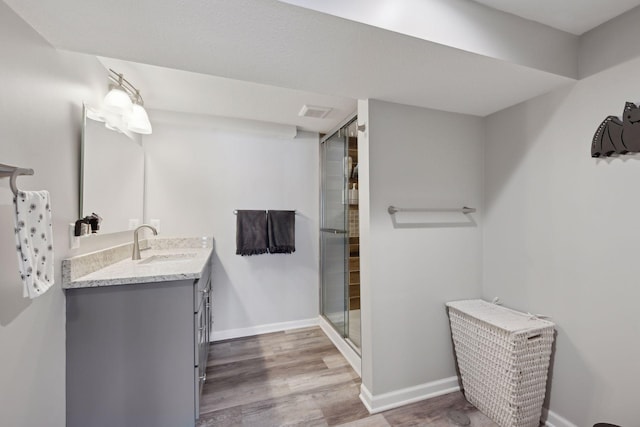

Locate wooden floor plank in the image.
[198,326,499,427]
[240,393,326,426]
[336,414,391,427]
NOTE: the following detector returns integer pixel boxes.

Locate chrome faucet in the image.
[132,224,158,260]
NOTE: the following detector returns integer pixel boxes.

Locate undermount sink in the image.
[137,253,198,265]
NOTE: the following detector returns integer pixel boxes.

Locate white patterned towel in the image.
[13,190,54,298]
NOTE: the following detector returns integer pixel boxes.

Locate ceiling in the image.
[5,0,634,132]
[472,0,640,35]
[97,57,356,133]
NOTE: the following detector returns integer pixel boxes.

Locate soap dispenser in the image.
[348,183,358,205]
[74,218,90,237]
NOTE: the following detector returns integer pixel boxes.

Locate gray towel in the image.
[236,210,268,256]
[267,210,295,254]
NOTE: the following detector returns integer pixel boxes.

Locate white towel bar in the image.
[0,163,34,196]
[387,205,476,215]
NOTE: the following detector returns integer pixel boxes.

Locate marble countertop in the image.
[62,237,213,289]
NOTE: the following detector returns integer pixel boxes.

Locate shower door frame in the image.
[319,113,360,354]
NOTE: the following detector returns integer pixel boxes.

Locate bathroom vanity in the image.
[62,237,213,427]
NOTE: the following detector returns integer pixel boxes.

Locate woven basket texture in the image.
[447,300,555,427]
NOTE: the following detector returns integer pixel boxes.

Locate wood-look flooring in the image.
[197,326,498,427]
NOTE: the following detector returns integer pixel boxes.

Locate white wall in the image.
[484,57,640,427]
[358,99,484,409]
[143,117,319,336]
[0,4,134,426]
[579,5,640,78]
[281,0,578,78]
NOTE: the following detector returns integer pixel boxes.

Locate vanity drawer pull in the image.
[199,374,207,382]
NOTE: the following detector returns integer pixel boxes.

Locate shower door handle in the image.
[320,228,347,234]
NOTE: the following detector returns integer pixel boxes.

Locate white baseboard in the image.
[542,408,577,427]
[211,317,319,341]
[359,377,460,414]
[318,315,361,377]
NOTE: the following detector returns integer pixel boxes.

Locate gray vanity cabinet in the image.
[66,271,212,427]
[194,262,212,415]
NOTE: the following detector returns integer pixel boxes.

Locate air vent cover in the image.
[298,104,332,118]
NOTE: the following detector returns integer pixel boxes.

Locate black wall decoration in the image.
[592,102,640,157]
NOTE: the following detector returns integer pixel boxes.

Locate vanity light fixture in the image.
[127,90,152,135]
[103,72,133,114]
[99,69,152,135]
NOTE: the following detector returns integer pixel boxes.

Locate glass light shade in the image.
[103,111,125,133]
[85,106,105,123]
[103,87,133,114]
[127,104,152,134]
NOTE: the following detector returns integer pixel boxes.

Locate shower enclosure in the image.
[320,116,361,352]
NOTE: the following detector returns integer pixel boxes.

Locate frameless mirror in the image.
[80,104,144,234]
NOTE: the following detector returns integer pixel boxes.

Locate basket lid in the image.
[446,299,555,332]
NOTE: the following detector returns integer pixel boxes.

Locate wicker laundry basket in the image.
[446,300,555,427]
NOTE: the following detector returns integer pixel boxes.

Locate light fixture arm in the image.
[108,68,144,105]
[133,89,144,106]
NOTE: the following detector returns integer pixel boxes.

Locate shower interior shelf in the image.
[348,136,360,310]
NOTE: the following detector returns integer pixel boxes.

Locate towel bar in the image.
[320,228,347,234]
[0,163,34,196]
[233,210,298,215]
[387,205,476,215]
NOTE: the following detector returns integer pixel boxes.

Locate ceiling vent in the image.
[298,104,332,119]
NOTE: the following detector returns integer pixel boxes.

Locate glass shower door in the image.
[320,131,348,336]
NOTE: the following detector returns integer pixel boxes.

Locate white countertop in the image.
[63,238,213,289]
